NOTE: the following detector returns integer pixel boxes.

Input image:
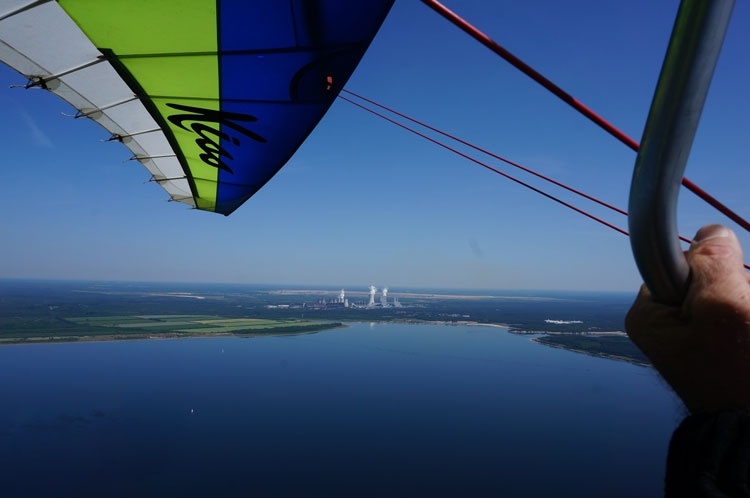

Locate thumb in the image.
[686,224,746,296]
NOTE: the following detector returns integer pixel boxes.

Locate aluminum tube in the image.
[629,0,734,305]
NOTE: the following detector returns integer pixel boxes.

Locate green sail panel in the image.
[51,0,395,215]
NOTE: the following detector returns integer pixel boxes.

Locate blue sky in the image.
[1,0,748,292]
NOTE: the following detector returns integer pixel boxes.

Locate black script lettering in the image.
[166,103,267,173]
[193,123,235,160]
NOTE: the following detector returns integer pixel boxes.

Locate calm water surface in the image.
[0,323,682,497]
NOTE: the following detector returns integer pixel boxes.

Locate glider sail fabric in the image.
[0,1,394,215]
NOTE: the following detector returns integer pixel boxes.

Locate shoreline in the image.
[0,323,349,347]
[0,320,650,372]
[509,329,626,336]
[0,318,627,347]
[530,336,650,368]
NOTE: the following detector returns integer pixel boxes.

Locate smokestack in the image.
[340,289,345,302]
[381,287,388,307]
[368,285,376,307]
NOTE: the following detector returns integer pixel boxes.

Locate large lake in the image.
[1,323,682,497]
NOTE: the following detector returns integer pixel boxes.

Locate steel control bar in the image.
[629,0,734,305]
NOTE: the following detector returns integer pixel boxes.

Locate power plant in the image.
[358,285,401,308]
[300,286,401,310]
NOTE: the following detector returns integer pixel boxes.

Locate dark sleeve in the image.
[666,411,750,497]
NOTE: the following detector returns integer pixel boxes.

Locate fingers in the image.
[684,225,750,315]
[686,225,746,291]
[626,284,683,338]
[625,226,750,413]
[625,285,655,339]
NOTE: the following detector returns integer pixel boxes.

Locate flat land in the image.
[0,313,342,344]
[0,280,647,366]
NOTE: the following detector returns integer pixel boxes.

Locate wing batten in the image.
[0,0,395,215]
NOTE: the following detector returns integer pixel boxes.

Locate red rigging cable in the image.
[420,0,750,233]
[339,91,750,272]
[343,89,627,217]
[338,94,630,237]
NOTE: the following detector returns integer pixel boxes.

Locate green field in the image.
[0,314,342,344]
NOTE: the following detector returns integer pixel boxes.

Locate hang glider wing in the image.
[0,0,394,215]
